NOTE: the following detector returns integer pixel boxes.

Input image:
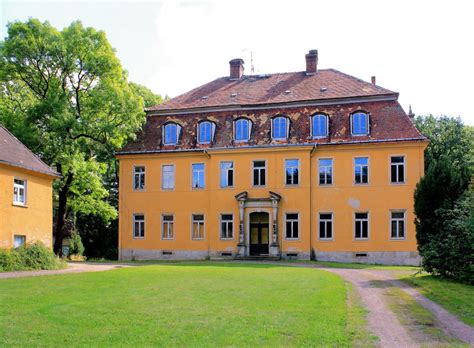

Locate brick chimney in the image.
[229,58,244,79]
[305,49,318,74]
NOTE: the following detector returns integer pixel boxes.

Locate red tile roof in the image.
[147,69,397,113]
[0,126,59,177]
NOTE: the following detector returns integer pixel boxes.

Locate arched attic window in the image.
[272,116,289,140]
[163,122,181,145]
[311,114,328,138]
[351,112,369,136]
[234,118,252,141]
[198,121,216,144]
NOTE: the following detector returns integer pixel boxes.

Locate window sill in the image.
[192,238,205,241]
[220,186,235,189]
[132,236,145,239]
[191,187,205,190]
[284,238,300,242]
[318,238,334,242]
[12,203,28,208]
[284,184,300,188]
[132,189,146,192]
[354,183,370,186]
[390,238,406,241]
[220,238,234,241]
[161,238,174,241]
[161,188,175,191]
[354,238,369,241]
[318,184,334,187]
[390,182,407,186]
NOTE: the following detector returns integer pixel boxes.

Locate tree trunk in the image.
[53,171,73,255]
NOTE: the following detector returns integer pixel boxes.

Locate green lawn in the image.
[401,274,474,327]
[0,263,369,346]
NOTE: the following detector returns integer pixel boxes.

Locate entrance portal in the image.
[249,212,270,255]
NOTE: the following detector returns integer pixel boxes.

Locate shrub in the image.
[69,232,85,257]
[0,242,64,272]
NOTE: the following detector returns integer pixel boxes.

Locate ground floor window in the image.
[192,214,205,239]
[285,213,299,239]
[319,213,333,240]
[133,214,145,238]
[354,212,369,239]
[220,214,233,239]
[162,214,174,239]
[391,211,406,239]
[13,235,26,248]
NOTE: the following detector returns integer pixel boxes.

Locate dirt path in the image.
[0,262,129,279]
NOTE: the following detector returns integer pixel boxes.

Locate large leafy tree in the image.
[0,19,145,254]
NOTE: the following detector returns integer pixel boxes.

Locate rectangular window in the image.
[354,157,369,184]
[285,213,299,239]
[192,163,205,188]
[391,211,406,239]
[13,235,26,248]
[162,214,174,239]
[220,161,234,188]
[391,156,405,183]
[162,165,175,189]
[13,179,26,205]
[133,214,145,238]
[253,161,266,186]
[318,158,333,185]
[319,213,333,240]
[355,212,369,239]
[133,166,145,190]
[285,159,299,185]
[192,214,205,239]
[221,214,233,239]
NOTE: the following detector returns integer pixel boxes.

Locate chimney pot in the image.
[305,49,318,74]
[371,76,376,85]
[229,58,245,79]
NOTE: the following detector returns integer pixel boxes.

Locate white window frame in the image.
[318,158,333,186]
[191,163,205,189]
[234,118,252,142]
[191,214,205,240]
[133,213,145,239]
[390,210,406,240]
[220,213,234,240]
[311,114,329,138]
[285,212,300,240]
[271,116,289,140]
[162,214,175,240]
[390,155,406,184]
[252,160,266,187]
[162,164,175,190]
[13,235,26,248]
[163,123,181,145]
[351,112,369,136]
[318,212,334,240]
[198,121,215,144]
[354,212,369,240]
[13,178,27,206]
[285,158,299,186]
[133,166,145,191]
[354,156,369,185]
[220,161,234,188]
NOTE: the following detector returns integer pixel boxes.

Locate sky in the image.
[1,0,473,125]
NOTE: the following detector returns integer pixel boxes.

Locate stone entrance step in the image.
[233,255,281,261]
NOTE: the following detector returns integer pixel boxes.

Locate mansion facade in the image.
[117,50,428,265]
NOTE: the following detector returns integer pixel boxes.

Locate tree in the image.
[129,82,167,108]
[414,115,473,283]
[0,19,145,254]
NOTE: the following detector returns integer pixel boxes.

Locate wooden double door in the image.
[249,212,270,256]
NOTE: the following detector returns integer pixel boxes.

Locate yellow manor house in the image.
[117,50,428,265]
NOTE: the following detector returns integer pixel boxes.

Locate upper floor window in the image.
[253,160,266,186]
[285,159,299,185]
[220,161,234,188]
[163,123,181,145]
[192,163,205,189]
[354,157,369,184]
[162,164,175,190]
[318,158,333,185]
[13,179,26,205]
[351,112,369,135]
[198,121,215,144]
[133,166,145,190]
[234,118,251,141]
[312,114,328,137]
[272,116,288,140]
[391,156,405,183]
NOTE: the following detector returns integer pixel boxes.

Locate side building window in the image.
[220,214,233,239]
[351,112,369,135]
[391,156,405,183]
[133,214,145,238]
[354,157,369,184]
[318,158,333,185]
[319,213,333,240]
[192,214,205,239]
[285,159,299,185]
[162,165,175,190]
[192,163,205,188]
[285,213,299,239]
[220,161,234,188]
[312,114,328,137]
[391,211,406,239]
[133,166,145,190]
[162,214,174,239]
[234,118,252,141]
[272,116,288,140]
[355,212,369,239]
[198,121,215,144]
[13,235,26,248]
[163,123,181,145]
[13,179,26,205]
[253,161,266,186]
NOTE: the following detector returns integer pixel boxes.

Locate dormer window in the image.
[198,121,215,144]
[272,116,289,140]
[163,123,181,145]
[351,112,369,135]
[234,118,252,141]
[312,114,328,138]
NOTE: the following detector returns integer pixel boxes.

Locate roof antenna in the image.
[243,48,255,75]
